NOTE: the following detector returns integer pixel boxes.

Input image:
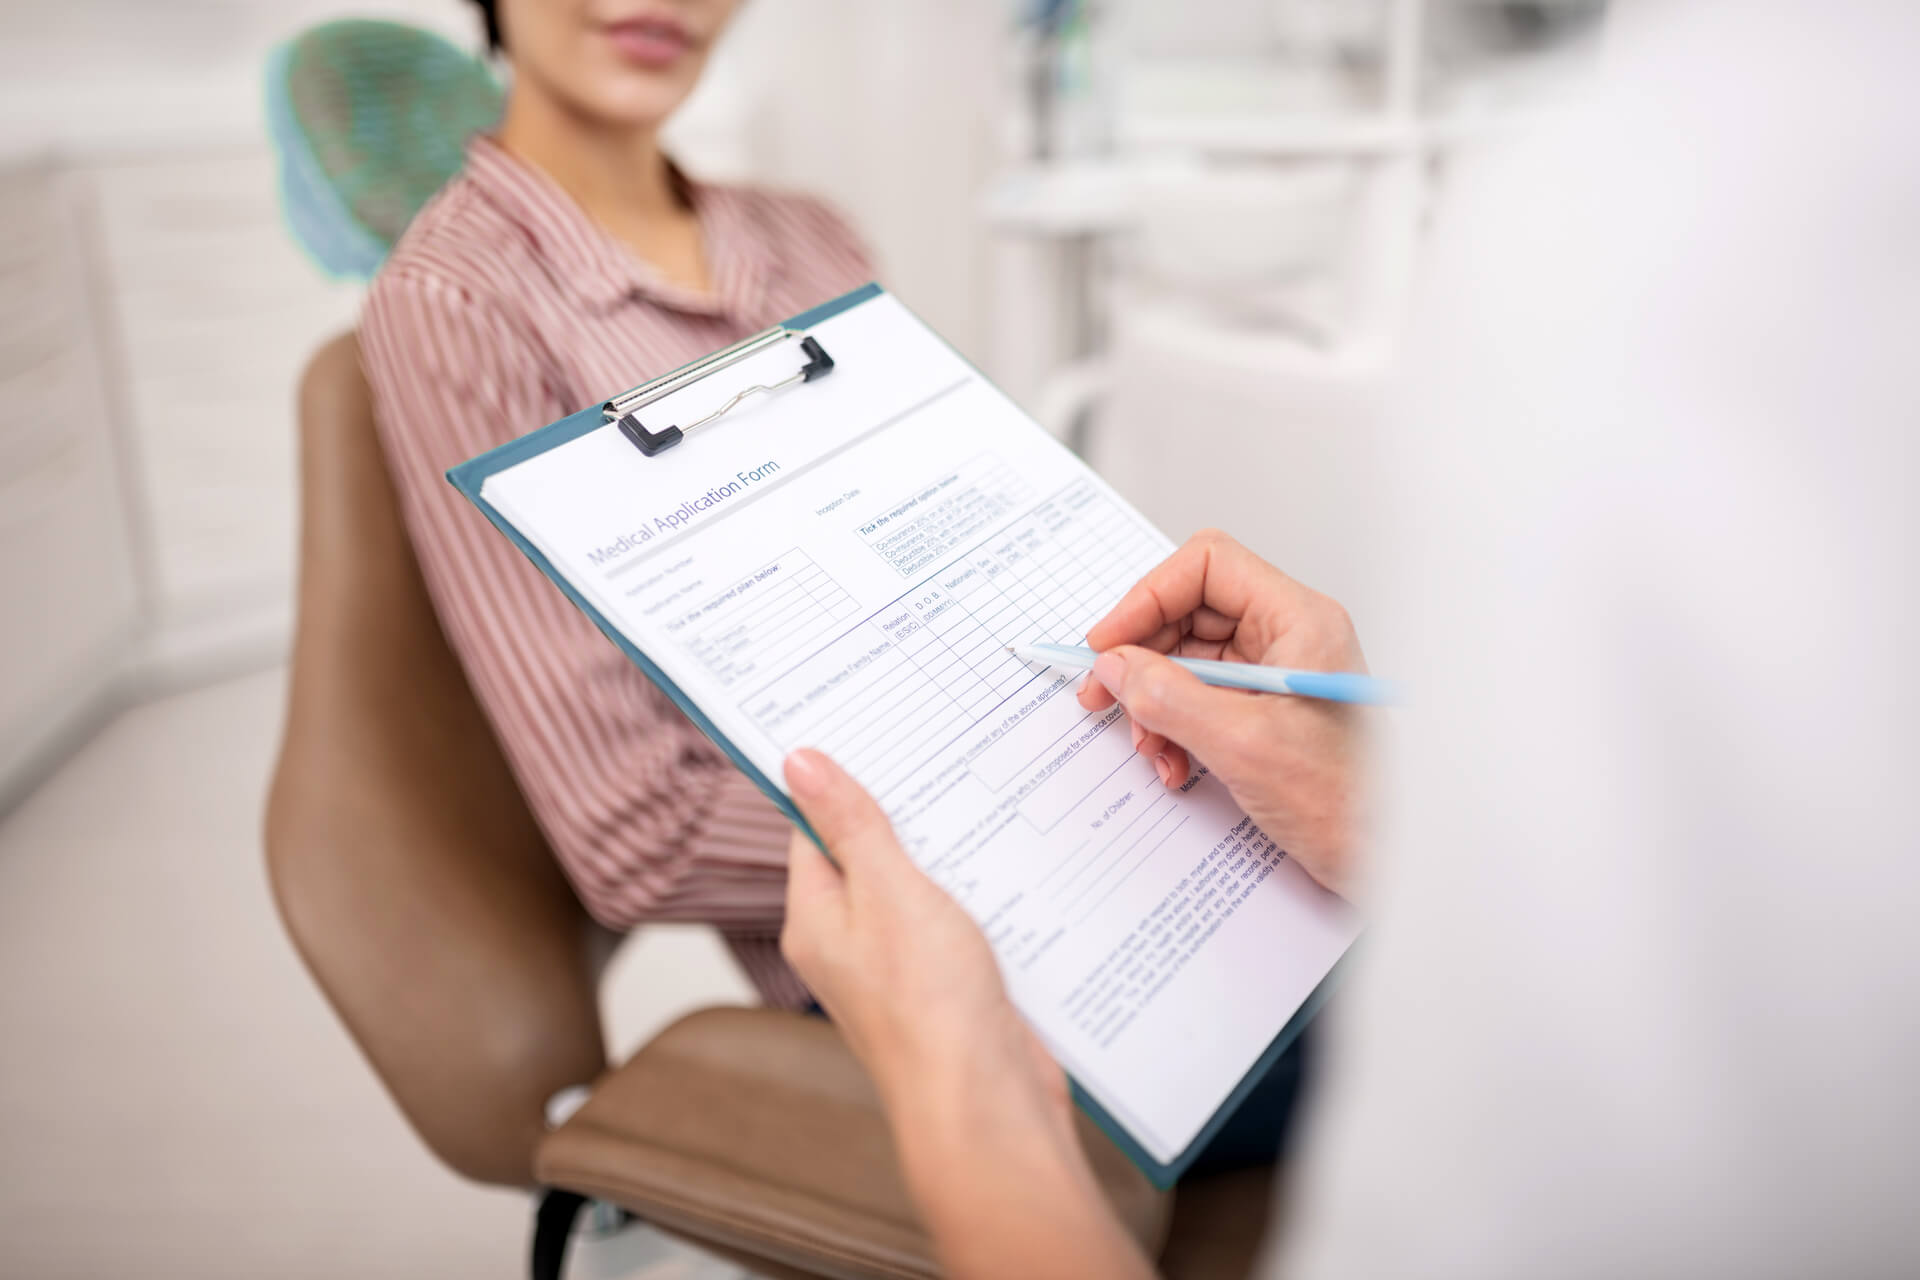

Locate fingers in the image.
[1157,742,1193,788]
[1188,605,1241,646]
[784,748,910,889]
[1090,646,1261,768]
[1091,682,1191,787]
[784,826,843,911]
[1130,716,1162,760]
[1076,631,1230,713]
[1085,530,1306,655]
[781,825,845,982]
[1079,670,1119,712]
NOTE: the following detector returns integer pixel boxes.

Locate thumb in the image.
[784,749,908,883]
[1092,646,1258,764]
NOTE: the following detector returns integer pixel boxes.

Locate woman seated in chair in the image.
[359,0,872,1006]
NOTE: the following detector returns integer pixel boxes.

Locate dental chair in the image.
[264,333,1281,1279]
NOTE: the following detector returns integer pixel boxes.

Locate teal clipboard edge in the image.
[444,278,1333,1191]
[1078,958,1346,1189]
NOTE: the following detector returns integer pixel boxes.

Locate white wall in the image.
[671,0,1003,358]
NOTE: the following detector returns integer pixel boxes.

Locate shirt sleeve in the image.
[357,269,794,934]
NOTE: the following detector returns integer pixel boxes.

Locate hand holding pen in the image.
[1059,530,1371,901]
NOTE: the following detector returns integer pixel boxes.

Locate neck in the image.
[495,79,683,229]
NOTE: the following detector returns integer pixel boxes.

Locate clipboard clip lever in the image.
[602,326,835,457]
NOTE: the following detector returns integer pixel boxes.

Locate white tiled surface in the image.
[0,669,758,1279]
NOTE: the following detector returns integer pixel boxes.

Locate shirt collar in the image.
[462,134,780,320]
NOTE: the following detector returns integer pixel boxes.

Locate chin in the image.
[575,71,702,131]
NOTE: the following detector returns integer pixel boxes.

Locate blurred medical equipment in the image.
[265,19,501,278]
[986,0,1602,652]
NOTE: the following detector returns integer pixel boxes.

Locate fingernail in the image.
[1076,673,1091,695]
[1155,754,1172,785]
[785,748,827,798]
[1131,719,1145,751]
[1092,650,1126,693]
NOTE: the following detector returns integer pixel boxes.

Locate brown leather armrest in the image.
[537,1007,1173,1279]
[1158,1164,1280,1280]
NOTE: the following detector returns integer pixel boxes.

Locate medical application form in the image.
[470,291,1357,1172]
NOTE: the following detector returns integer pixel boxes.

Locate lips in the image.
[604,13,694,69]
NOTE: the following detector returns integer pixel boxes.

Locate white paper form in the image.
[479,294,1358,1164]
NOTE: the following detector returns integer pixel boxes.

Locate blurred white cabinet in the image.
[0,165,141,802]
[83,147,358,671]
[1089,305,1396,666]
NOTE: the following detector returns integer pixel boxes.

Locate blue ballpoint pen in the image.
[1008,642,1398,706]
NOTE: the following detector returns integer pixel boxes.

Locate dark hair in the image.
[469,0,503,53]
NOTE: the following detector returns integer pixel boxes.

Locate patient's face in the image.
[500,0,742,131]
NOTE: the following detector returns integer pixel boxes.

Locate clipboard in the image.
[447,283,1353,1188]
[447,286,878,840]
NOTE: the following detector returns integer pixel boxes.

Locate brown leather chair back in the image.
[265,333,607,1187]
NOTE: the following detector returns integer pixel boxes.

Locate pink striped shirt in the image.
[359,137,874,1008]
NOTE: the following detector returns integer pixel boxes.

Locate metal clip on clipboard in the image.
[602,326,835,457]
